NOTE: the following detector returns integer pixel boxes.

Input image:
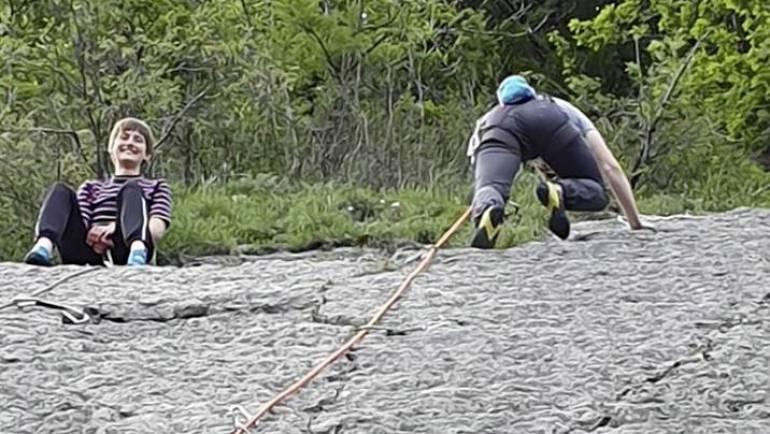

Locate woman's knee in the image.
[596,188,610,210]
[118,180,143,197]
[50,182,75,195]
[44,182,76,203]
[121,179,142,189]
[116,181,147,216]
[583,180,610,211]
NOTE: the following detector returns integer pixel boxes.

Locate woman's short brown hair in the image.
[108,117,156,155]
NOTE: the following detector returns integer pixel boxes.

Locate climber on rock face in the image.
[466,74,647,248]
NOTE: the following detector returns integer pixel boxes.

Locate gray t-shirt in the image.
[551,96,597,136]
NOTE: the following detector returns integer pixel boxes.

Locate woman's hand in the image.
[87,222,115,254]
[617,216,657,232]
[634,222,658,232]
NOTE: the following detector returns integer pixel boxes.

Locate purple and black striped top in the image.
[76,176,173,228]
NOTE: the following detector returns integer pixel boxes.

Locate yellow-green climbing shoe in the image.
[536,181,570,240]
[470,206,505,249]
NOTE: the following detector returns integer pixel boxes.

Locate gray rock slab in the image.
[1,208,769,433]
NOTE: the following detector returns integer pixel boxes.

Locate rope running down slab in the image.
[230,206,472,434]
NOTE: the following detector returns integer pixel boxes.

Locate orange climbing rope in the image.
[230,206,472,434]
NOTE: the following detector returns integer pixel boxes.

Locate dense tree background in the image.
[1,0,768,257]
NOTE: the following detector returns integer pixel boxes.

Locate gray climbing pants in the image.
[472,135,609,221]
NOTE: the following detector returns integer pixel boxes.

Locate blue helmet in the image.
[496,75,536,105]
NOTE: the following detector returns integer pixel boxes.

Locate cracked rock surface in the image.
[1,208,769,434]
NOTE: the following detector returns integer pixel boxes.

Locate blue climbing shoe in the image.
[24,246,53,266]
[536,181,570,240]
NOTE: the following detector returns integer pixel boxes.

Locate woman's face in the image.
[111,129,149,168]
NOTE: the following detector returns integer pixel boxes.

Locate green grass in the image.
[158,172,564,261]
[158,167,770,264]
[3,166,769,264]
[161,174,477,258]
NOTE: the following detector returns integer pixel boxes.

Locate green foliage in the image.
[550,0,770,200]
[1,0,509,187]
[1,0,768,262]
[126,172,560,262]
[157,175,472,259]
[0,0,502,261]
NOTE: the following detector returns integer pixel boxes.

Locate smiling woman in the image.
[23,117,173,267]
[110,118,153,176]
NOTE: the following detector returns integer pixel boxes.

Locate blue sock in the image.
[25,245,53,266]
[127,246,148,266]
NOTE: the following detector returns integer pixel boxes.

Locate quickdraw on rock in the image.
[0,267,98,323]
[10,297,90,324]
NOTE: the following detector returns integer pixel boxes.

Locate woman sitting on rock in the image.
[24,117,172,266]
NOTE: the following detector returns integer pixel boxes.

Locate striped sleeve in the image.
[76,180,97,229]
[150,179,173,227]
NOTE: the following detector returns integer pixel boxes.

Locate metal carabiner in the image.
[227,405,253,434]
[12,297,91,324]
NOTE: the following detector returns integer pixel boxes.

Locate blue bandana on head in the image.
[496,75,536,105]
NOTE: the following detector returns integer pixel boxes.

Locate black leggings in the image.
[34,182,155,265]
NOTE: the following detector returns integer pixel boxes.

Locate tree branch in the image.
[630,36,704,187]
[364,33,390,56]
[239,0,253,27]
[299,23,342,82]
[153,87,210,153]
[653,37,703,123]
[1,127,93,173]
[69,0,105,178]
[527,13,550,34]
[354,6,398,36]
